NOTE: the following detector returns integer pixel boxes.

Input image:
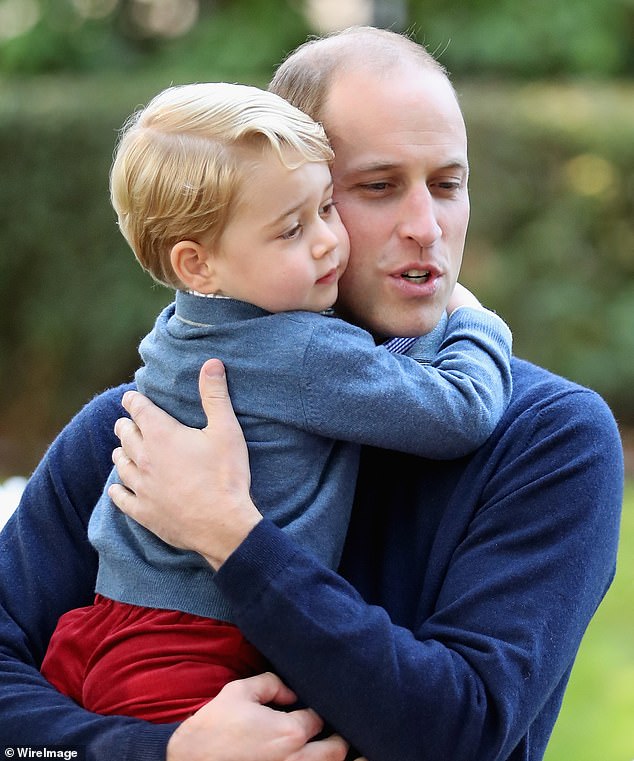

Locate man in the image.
[0,27,623,761]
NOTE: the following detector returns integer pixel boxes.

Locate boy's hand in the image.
[446,283,484,314]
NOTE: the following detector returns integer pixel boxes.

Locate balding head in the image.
[269,26,450,125]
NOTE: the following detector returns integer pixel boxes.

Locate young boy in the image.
[41,82,512,723]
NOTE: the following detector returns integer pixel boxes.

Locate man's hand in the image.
[167,672,349,761]
[108,358,262,569]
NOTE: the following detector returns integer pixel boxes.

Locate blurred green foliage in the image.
[544,482,634,761]
[0,0,310,79]
[461,82,634,418]
[409,0,634,77]
[1,0,633,78]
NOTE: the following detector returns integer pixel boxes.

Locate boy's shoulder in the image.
[277,309,373,341]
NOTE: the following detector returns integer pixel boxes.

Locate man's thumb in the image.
[199,358,230,410]
[198,359,233,424]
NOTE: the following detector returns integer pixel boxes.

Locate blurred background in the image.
[0,0,632,757]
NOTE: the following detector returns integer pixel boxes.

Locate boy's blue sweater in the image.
[0,361,622,760]
[89,292,512,620]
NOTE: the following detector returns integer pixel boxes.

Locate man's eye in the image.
[281,223,302,240]
[361,182,390,192]
[433,179,463,193]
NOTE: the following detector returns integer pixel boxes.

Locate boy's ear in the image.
[170,241,218,292]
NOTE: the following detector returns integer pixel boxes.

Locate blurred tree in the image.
[1,0,633,77]
[0,0,309,76]
[407,0,634,77]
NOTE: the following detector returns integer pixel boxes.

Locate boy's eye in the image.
[319,200,335,216]
[281,223,302,240]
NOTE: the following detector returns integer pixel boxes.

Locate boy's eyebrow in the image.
[266,181,334,229]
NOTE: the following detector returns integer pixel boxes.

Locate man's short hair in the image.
[269,25,449,124]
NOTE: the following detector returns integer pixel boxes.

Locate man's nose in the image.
[397,185,442,248]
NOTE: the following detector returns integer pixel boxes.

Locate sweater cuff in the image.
[122,721,177,761]
[447,306,513,346]
[215,519,299,615]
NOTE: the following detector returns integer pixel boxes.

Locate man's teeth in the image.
[401,269,431,282]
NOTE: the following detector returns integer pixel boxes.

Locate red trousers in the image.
[41,595,268,723]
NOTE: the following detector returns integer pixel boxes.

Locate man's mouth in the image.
[400,269,431,284]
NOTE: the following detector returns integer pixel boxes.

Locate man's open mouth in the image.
[400,269,431,284]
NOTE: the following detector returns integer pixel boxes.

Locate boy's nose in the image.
[312,220,339,259]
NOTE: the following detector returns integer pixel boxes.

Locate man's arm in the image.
[0,381,345,761]
[0,385,176,756]
[112,360,623,761]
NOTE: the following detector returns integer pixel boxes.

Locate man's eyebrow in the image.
[443,160,469,173]
[350,161,399,173]
[348,160,469,174]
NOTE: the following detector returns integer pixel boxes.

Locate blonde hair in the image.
[110,82,333,288]
[270,26,450,124]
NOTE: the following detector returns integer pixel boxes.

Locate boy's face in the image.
[209,152,349,314]
[321,63,470,339]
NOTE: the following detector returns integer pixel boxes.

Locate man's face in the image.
[322,64,470,339]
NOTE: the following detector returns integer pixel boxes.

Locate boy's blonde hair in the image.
[110,82,334,288]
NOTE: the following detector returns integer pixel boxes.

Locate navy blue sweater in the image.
[0,358,623,760]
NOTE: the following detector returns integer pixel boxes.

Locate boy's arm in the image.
[295,306,512,458]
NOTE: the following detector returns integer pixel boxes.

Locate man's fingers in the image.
[117,391,177,472]
[108,481,137,518]
[244,671,299,707]
[121,389,174,440]
[111,445,137,491]
[286,733,349,761]
[113,417,144,466]
[229,673,324,746]
[121,389,153,423]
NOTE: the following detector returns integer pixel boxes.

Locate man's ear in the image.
[170,241,218,292]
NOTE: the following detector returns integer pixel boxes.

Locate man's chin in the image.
[390,309,447,339]
[333,298,447,339]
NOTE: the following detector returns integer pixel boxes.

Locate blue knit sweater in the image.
[89,291,512,620]
[0,358,623,760]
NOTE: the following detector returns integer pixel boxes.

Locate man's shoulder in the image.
[508,357,619,440]
[60,382,136,448]
[510,356,604,403]
[84,382,136,418]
